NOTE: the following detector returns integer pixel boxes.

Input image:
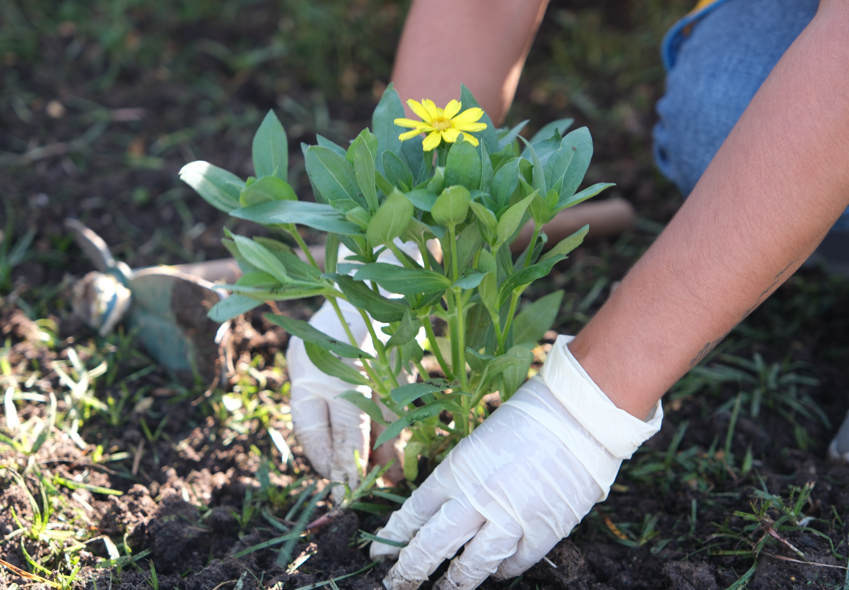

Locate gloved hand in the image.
[286,240,426,499]
[369,335,663,590]
[287,298,411,498]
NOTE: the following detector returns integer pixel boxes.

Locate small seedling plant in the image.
[180,84,611,480]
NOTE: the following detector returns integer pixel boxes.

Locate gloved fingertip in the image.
[383,562,426,590]
[369,527,403,561]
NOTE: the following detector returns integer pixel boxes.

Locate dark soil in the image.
[3,0,849,588]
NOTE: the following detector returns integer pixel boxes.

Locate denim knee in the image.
[652,0,818,197]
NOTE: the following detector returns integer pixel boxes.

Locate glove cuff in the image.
[541,335,663,460]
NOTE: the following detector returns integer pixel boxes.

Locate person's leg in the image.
[653,0,818,195]
[653,0,849,274]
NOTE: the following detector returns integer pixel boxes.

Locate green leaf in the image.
[304,342,369,386]
[305,146,365,209]
[390,379,450,406]
[208,295,262,322]
[455,223,484,273]
[470,202,497,245]
[331,275,409,322]
[444,137,481,190]
[497,120,529,150]
[496,255,565,308]
[316,134,347,157]
[528,193,551,228]
[404,441,424,481]
[240,176,297,206]
[231,200,364,236]
[401,338,424,364]
[383,151,413,191]
[374,400,464,449]
[427,166,445,195]
[541,224,589,262]
[479,140,493,193]
[180,161,244,213]
[526,118,574,146]
[478,271,498,316]
[366,189,414,246]
[234,271,279,288]
[500,345,535,401]
[339,391,390,425]
[460,84,498,153]
[354,139,379,213]
[241,285,331,302]
[495,192,536,249]
[354,263,451,295]
[477,346,532,391]
[513,291,564,345]
[465,347,493,374]
[490,159,520,211]
[453,269,485,289]
[372,83,405,175]
[385,310,419,351]
[346,206,372,229]
[253,110,288,181]
[550,127,593,199]
[400,218,439,247]
[405,189,437,212]
[265,314,374,359]
[232,235,290,284]
[519,137,547,196]
[553,183,614,214]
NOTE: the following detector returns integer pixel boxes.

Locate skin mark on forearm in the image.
[740,258,799,321]
[690,259,800,367]
[688,334,728,368]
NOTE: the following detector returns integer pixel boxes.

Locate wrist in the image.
[541,336,663,459]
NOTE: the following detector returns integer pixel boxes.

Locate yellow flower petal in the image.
[441,128,461,143]
[453,122,487,133]
[443,100,462,120]
[460,132,480,146]
[422,130,442,151]
[451,108,485,125]
[407,100,433,123]
[395,117,428,128]
[399,129,425,141]
[421,99,440,121]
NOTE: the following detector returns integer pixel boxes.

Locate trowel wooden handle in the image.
[510,198,636,253]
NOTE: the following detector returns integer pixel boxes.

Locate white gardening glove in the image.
[370,335,663,590]
[286,240,424,499]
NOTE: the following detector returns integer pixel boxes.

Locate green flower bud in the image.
[432,186,471,228]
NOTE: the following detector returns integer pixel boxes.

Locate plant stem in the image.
[524,226,540,268]
[287,225,319,269]
[423,316,453,380]
[386,241,417,270]
[356,309,401,392]
[327,297,387,395]
[498,291,522,355]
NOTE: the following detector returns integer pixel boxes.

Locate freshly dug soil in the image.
[3,0,849,588]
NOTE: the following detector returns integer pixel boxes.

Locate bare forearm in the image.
[570,1,849,419]
[391,0,548,125]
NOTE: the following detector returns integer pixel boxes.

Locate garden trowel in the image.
[66,218,235,387]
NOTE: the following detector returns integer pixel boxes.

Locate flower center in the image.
[432,117,452,132]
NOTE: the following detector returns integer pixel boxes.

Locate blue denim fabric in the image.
[652,0,849,232]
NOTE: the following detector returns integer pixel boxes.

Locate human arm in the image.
[570,0,849,419]
[391,0,549,125]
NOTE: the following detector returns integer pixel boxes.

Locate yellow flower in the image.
[394,99,487,151]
